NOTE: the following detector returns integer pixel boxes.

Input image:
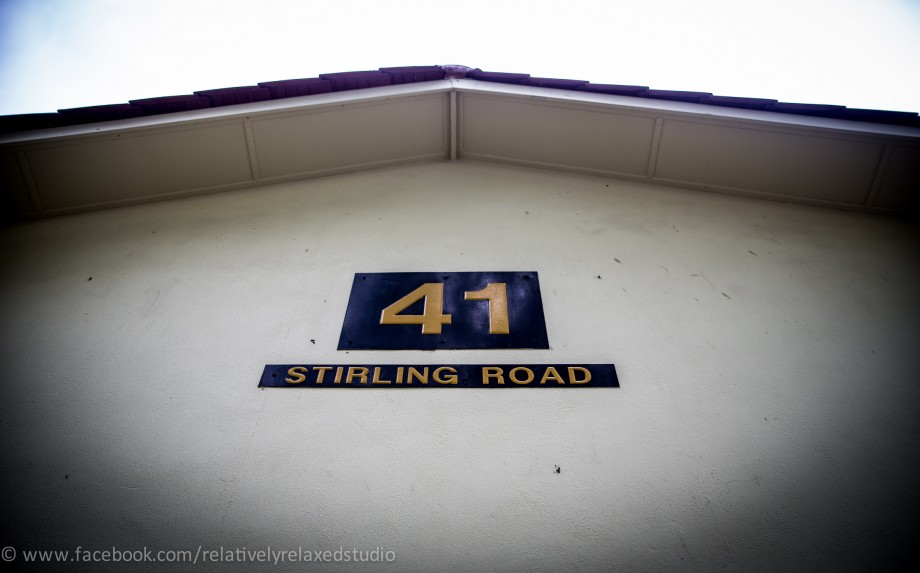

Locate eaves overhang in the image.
[2,77,919,220]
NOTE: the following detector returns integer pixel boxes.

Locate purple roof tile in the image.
[380,66,445,84]
[523,77,588,89]
[643,89,713,104]
[319,71,392,91]
[579,83,649,96]
[58,103,145,121]
[698,95,777,110]
[258,78,333,99]
[764,102,847,116]
[194,86,272,107]
[466,70,530,85]
[0,113,75,133]
[836,108,919,124]
[129,94,211,115]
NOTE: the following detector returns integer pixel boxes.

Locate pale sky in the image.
[1,0,919,115]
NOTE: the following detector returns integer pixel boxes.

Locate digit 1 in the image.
[464,282,510,335]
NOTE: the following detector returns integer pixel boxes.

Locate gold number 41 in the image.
[380,282,510,335]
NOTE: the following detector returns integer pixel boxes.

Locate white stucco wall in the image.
[1,161,918,571]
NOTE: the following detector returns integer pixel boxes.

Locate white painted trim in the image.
[450,91,458,161]
[646,118,664,178]
[451,79,920,140]
[0,81,456,145]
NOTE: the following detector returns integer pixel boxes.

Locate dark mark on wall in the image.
[555,465,561,474]
[722,293,731,299]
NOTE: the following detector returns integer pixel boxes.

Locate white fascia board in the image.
[3,77,919,147]
[452,79,920,142]
[0,80,455,146]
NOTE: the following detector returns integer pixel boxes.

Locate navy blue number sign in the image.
[338,271,550,350]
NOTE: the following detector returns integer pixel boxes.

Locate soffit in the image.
[1,78,919,219]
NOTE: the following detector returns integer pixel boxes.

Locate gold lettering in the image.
[346,367,369,384]
[509,367,534,385]
[285,366,307,385]
[433,367,458,385]
[568,367,591,385]
[380,283,452,334]
[283,365,589,386]
[539,366,565,385]
[372,367,391,385]
[407,367,428,385]
[482,367,505,385]
[313,366,332,384]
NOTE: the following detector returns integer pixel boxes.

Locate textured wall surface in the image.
[1,161,918,571]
